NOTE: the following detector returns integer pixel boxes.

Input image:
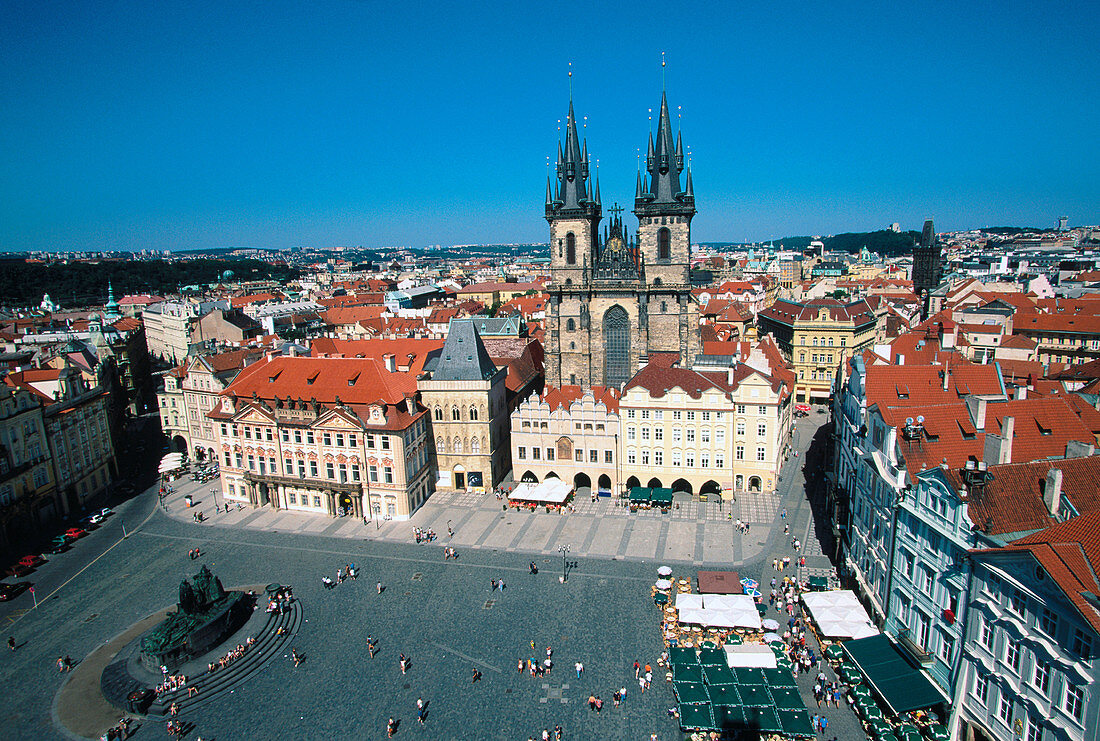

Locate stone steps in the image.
[148,600,302,716]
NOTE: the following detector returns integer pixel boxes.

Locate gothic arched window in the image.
[434,407,443,421]
[657,227,671,260]
[603,305,631,389]
[566,318,575,331]
[469,406,478,421]
[436,436,445,453]
[453,437,462,454]
[566,233,576,265]
[451,406,460,420]
[470,437,481,454]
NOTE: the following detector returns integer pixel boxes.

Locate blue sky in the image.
[2,0,1098,252]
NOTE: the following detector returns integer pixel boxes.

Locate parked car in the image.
[0,581,32,601]
[97,507,114,519]
[64,527,87,540]
[6,555,45,577]
[48,536,72,554]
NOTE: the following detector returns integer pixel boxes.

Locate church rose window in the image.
[603,305,630,389]
[658,227,670,260]
[566,233,576,265]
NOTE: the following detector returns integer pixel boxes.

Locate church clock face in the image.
[605,236,625,260]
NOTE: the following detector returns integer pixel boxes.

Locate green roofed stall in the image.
[628,487,651,502]
[678,703,716,731]
[842,634,947,715]
[673,663,704,683]
[669,646,697,664]
[697,647,725,666]
[712,704,744,729]
[707,684,741,706]
[743,705,784,733]
[650,488,674,506]
[673,681,710,705]
[778,708,816,738]
[702,663,735,685]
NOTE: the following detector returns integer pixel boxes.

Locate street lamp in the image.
[558,544,570,583]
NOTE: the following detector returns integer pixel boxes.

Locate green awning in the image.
[842,634,948,715]
[706,684,741,706]
[628,487,651,502]
[673,681,710,705]
[653,592,669,605]
[737,684,772,707]
[825,643,844,661]
[678,703,717,731]
[778,708,816,738]
[698,647,725,666]
[673,663,704,683]
[734,667,766,685]
[712,704,744,729]
[769,686,804,710]
[808,575,829,590]
[702,663,735,686]
[669,646,698,664]
[650,487,674,505]
[742,705,784,733]
[762,667,797,688]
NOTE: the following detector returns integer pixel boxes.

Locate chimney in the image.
[383,354,396,373]
[983,416,1013,464]
[1015,386,1027,400]
[404,392,416,414]
[1042,468,1062,517]
[973,397,987,431]
[896,353,905,366]
[943,364,950,391]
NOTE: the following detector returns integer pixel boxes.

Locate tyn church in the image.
[544,90,701,388]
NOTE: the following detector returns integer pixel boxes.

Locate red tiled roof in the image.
[111,316,142,332]
[309,337,443,377]
[322,306,388,326]
[863,363,1003,406]
[230,292,280,308]
[540,385,620,414]
[998,334,1036,350]
[758,298,876,325]
[222,355,415,404]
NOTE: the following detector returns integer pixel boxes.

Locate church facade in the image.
[544,91,701,389]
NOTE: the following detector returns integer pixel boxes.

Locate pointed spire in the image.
[594,174,601,206]
[635,169,644,199]
[676,131,684,160]
[545,176,553,207]
[684,168,694,197]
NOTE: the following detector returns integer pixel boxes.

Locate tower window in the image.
[661,302,668,313]
[658,227,671,260]
[566,232,576,265]
[567,318,575,331]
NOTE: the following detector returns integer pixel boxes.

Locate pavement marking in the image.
[430,641,500,673]
[132,528,654,582]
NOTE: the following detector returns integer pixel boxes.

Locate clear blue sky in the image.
[2,1,1098,252]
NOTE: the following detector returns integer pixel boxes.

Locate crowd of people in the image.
[266,586,295,613]
[204,638,254,674]
[412,527,436,544]
[155,672,188,696]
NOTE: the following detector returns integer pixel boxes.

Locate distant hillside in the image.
[0,258,300,309]
[772,230,922,257]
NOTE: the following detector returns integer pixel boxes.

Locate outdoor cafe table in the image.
[655,578,673,591]
[654,593,669,606]
[657,565,673,578]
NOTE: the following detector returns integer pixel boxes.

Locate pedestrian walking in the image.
[575,661,583,677]
[377,581,383,594]
[820,715,828,734]
[387,718,396,737]
[471,669,481,682]
[633,659,640,678]
[7,636,14,651]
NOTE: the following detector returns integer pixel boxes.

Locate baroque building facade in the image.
[544,91,700,389]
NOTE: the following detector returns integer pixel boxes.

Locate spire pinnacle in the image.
[568,62,573,103]
[661,52,666,93]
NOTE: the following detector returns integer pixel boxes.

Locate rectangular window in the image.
[715,453,724,468]
[701,429,710,444]
[702,411,710,421]
[348,434,356,447]
[653,410,663,421]
[758,405,767,415]
[224,452,232,466]
[641,427,650,441]
[325,462,334,479]
[306,431,314,444]
[686,429,695,443]
[604,450,613,463]
[700,453,708,468]
[298,460,306,476]
[589,449,598,463]
[1039,608,1057,638]
[247,454,255,471]
[756,446,766,461]
[672,428,681,443]
[518,447,526,460]
[369,465,378,482]
[384,467,393,484]
[281,429,289,442]
[294,430,302,443]
[641,450,649,465]
[627,409,635,419]
[1026,717,1041,741]
[1032,662,1050,696]
[546,448,554,461]
[685,453,694,468]
[381,436,390,450]
[686,411,695,421]
[1010,587,1026,615]
[736,404,746,414]
[938,632,954,663]
[367,435,376,449]
[758,421,767,436]
[1070,628,1091,659]
[309,461,318,477]
[736,445,744,460]
[998,695,1013,725]
[973,671,989,703]
[313,496,321,508]
[1064,683,1084,720]
[627,427,636,442]
[285,458,293,474]
[574,450,583,462]
[673,410,681,420]
[640,409,649,420]
[980,616,994,650]
[654,428,663,441]
[737,421,745,435]
[923,567,935,592]
[1005,641,1020,673]
[335,433,344,447]
[654,450,663,466]
[715,428,725,445]
[352,465,360,482]
[532,448,540,460]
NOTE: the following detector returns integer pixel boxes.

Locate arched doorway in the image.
[207,447,216,463]
[172,435,187,453]
[671,478,693,495]
[453,464,466,490]
[574,472,591,491]
[194,447,206,462]
[748,476,763,493]
[700,481,722,500]
[626,475,640,489]
[337,492,354,517]
[597,474,612,493]
[521,470,539,483]
[647,477,663,489]
[603,305,631,388]
[546,471,559,480]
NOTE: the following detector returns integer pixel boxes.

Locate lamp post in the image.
[558,544,570,583]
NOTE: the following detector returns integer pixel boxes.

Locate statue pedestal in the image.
[138,592,249,673]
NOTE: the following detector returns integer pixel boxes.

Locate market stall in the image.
[801,590,880,640]
[507,479,572,506]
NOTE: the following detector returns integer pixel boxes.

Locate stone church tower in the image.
[545,90,700,389]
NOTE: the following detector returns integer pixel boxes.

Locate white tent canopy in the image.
[801,590,880,640]
[675,593,762,630]
[508,478,572,504]
[724,644,778,669]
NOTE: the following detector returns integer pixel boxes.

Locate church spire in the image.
[546,75,599,224]
[635,86,692,214]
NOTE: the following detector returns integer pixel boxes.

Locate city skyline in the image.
[2,1,1098,253]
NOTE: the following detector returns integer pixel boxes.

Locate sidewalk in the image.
[158,467,781,566]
